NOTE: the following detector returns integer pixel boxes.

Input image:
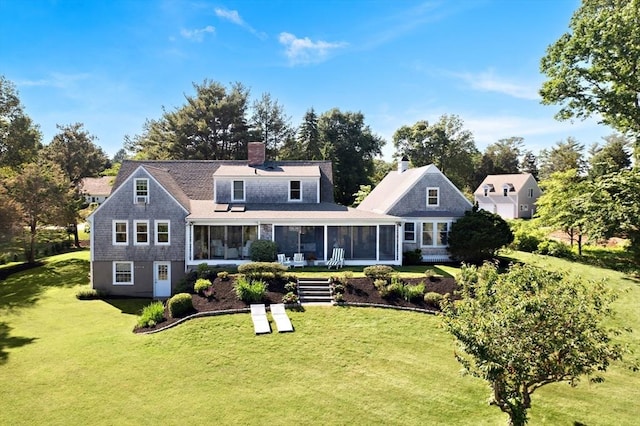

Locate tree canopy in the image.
[443,262,623,426]
[588,134,631,178]
[538,137,586,180]
[250,92,294,159]
[540,0,640,164]
[393,115,478,190]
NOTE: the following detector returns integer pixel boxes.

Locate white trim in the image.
[134,220,150,245]
[112,220,128,245]
[288,180,302,202]
[155,220,170,245]
[113,261,134,285]
[134,178,149,204]
[426,187,440,207]
[420,220,451,247]
[232,180,245,202]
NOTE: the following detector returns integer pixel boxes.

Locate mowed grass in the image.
[0,251,638,425]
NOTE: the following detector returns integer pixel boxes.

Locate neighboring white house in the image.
[474,173,541,220]
[80,176,113,205]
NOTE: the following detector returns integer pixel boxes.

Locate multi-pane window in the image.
[422,222,450,246]
[404,222,416,242]
[113,221,128,245]
[113,262,133,285]
[289,180,301,201]
[426,187,439,206]
[134,178,148,203]
[155,221,170,244]
[232,180,245,201]
[134,220,149,245]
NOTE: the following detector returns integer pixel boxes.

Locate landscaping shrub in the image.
[424,270,440,281]
[331,283,345,294]
[284,281,297,293]
[402,282,425,302]
[194,278,212,295]
[196,263,217,280]
[403,249,423,265]
[137,301,165,328]
[234,276,268,303]
[338,271,353,286]
[333,292,344,303]
[424,292,444,308]
[238,262,288,280]
[363,265,395,281]
[75,288,103,300]
[373,279,387,292]
[217,271,229,281]
[249,239,278,262]
[448,206,514,263]
[537,239,573,259]
[167,293,194,318]
[282,292,299,304]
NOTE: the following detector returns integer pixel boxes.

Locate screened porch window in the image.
[193,225,257,260]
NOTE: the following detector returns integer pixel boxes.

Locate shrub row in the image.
[238,262,288,280]
[363,265,396,281]
[373,275,426,302]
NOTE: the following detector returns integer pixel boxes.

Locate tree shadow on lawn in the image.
[0,258,89,311]
[102,298,150,316]
[0,322,37,365]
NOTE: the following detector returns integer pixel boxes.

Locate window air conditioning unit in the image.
[136,196,147,204]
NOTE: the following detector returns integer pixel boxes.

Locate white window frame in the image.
[421,221,451,247]
[426,187,440,207]
[435,222,450,246]
[113,261,134,285]
[134,178,149,204]
[232,180,245,202]
[289,180,302,202]
[112,220,128,245]
[155,220,170,245]
[134,220,149,245]
[404,222,416,242]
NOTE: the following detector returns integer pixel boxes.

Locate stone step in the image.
[297,277,333,305]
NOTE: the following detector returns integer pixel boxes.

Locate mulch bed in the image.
[134,275,458,333]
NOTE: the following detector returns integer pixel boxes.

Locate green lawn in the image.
[1,251,638,425]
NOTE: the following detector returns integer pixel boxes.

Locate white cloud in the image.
[17,72,91,89]
[278,32,348,65]
[180,25,215,42]
[452,69,540,100]
[215,7,267,39]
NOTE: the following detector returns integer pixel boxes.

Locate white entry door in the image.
[153,262,171,298]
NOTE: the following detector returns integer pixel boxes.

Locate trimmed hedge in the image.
[238,262,288,280]
[194,278,212,295]
[363,265,395,281]
[249,239,278,262]
[167,293,194,318]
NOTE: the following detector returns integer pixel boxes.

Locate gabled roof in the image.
[214,164,321,178]
[114,160,334,202]
[474,173,536,195]
[357,164,471,214]
[80,176,112,195]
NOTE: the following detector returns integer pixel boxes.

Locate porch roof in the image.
[187,201,400,223]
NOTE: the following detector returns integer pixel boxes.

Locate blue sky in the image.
[0,0,616,160]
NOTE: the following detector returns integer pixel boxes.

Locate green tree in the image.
[281,108,323,160]
[540,0,640,165]
[588,134,631,178]
[112,148,129,163]
[351,184,371,207]
[0,76,42,169]
[6,159,73,263]
[371,158,393,186]
[519,150,539,180]
[475,137,523,186]
[447,205,513,263]
[535,169,591,255]
[0,183,20,243]
[318,108,384,205]
[539,137,586,180]
[250,93,294,159]
[442,262,623,426]
[393,115,479,190]
[126,80,251,160]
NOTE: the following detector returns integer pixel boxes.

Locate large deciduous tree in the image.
[540,0,640,165]
[318,108,384,205]
[447,205,513,263]
[126,80,251,160]
[474,137,523,187]
[0,75,42,169]
[6,159,73,263]
[443,262,623,426]
[393,115,479,190]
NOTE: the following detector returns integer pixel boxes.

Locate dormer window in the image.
[134,178,148,204]
[289,180,301,201]
[426,187,439,206]
[502,183,513,197]
[232,180,245,202]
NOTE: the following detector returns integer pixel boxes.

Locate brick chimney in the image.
[248,142,266,166]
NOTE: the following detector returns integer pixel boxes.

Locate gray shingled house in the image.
[357,158,473,262]
[88,143,402,297]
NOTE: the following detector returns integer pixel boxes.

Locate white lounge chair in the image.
[250,304,271,335]
[270,303,294,333]
[277,253,291,268]
[292,253,305,268]
[327,247,345,269]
